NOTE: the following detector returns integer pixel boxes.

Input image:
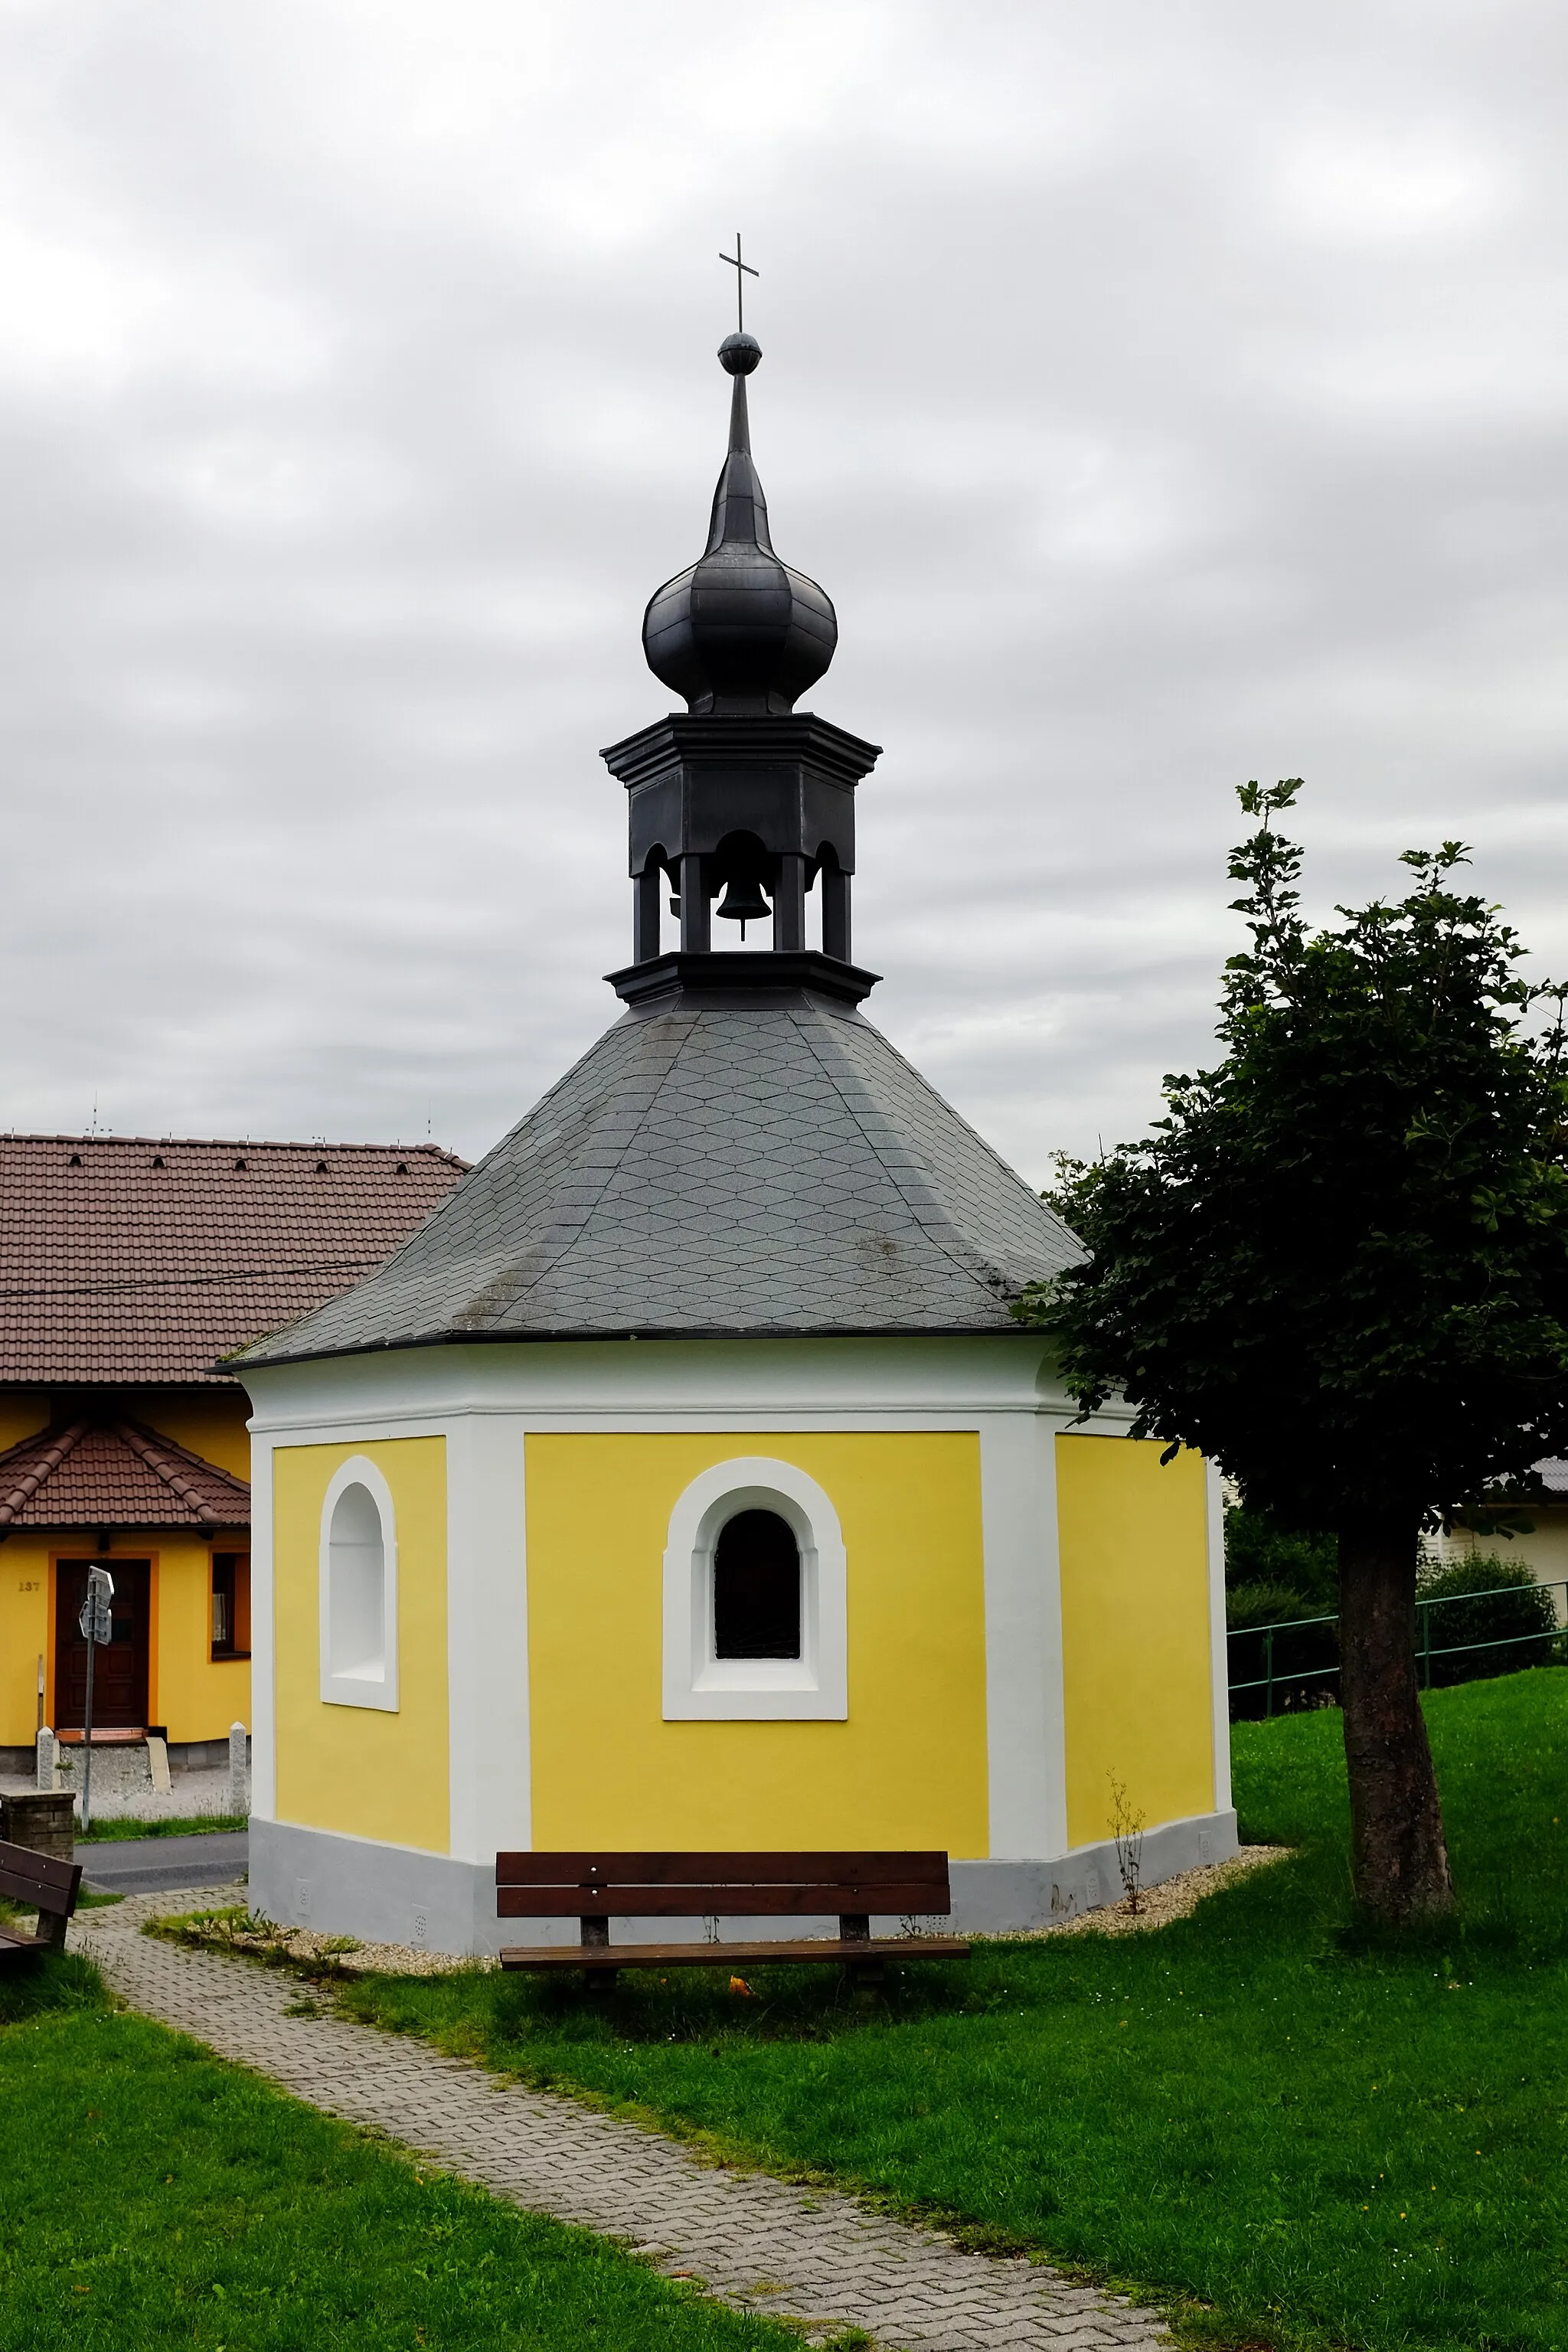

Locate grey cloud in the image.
[2,0,1567,1185]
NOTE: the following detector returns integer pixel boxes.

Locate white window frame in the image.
[318,1455,399,1712]
[662,1456,848,1721]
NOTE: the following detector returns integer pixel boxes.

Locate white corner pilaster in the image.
[1206,1456,1233,1816]
[248,1428,276,1821]
[446,1413,531,1864]
[978,1411,1066,1860]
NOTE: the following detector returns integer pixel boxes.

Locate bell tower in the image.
[603,327,882,1008]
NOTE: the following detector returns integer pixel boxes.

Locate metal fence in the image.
[1227,1577,1568,1718]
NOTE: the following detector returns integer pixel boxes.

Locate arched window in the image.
[662,1458,847,1720]
[319,1458,399,1710]
[714,1509,801,1659]
[328,1483,384,1678]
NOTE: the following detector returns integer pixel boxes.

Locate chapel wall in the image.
[524,1428,991,1857]
[1055,1433,1218,1847]
[270,1434,450,1855]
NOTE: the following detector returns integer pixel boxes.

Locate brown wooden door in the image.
[54,1560,150,1730]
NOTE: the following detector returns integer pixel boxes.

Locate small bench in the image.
[0,1835,83,1967]
[497,1850,969,1989]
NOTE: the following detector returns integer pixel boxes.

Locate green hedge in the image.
[1416,1553,1563,1684]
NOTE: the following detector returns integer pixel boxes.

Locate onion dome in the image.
[642,334,838,715]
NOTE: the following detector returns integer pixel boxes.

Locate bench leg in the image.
[580,1914,616,1995]
[839,1913,884,1989]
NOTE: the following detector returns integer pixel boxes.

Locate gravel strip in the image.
[1041,1845,1289,1937]
[152,1900,492,1979]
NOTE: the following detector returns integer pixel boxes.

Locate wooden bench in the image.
[0,1836,83,1968]
[497,1851,969,1989]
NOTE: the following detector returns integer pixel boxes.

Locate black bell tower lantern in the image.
[603,321,881,1009]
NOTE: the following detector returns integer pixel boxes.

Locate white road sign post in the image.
[78,1566,113,1831]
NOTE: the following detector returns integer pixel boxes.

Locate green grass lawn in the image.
[73,1813,247,1843]
[329,1670,1568,2352]
[0,1961,814,2350]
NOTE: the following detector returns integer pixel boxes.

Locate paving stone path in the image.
[72,1888,1170,2351]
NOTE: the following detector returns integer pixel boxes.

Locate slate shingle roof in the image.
[240,996,1083,1366]
[0,1417,251,1530]
[0,1135,468,1387]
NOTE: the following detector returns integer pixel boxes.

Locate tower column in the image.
[774,854,807,952]
[679,853,710,952]
[633,867,662,964]
[822,864,851,963]
[608,326,880,993]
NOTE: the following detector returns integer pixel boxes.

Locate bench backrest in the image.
[0,1837,82,1921]
[496,1851,952,1919]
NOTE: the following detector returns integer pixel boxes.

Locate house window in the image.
[662,1457,848,1721]
[211,1553,251,1660]
[318,1457,399,1711]
[714,1511,801,1659]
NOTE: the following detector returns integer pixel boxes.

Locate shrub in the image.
[1224,1506,1337,1624]
[1224,1509,1341,1716]
[1416,1553,1562,1685]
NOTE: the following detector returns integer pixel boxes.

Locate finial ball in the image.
[718,331,761,376]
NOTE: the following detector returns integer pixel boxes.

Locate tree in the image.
[1014,782,1568,1919]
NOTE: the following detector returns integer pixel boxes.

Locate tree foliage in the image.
[1018,781,1568,1529]
[1018,782,1568,1916]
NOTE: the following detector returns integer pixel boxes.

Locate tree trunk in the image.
[1337,1515,1455,1919]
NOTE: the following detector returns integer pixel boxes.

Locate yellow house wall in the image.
[525,1431,990,1855]
[0,1392,51,1455]
[0,1391,251,1748]
[273,1437,449,1854]
[0,1532,252,1746]
[0,1387,250,1478]
[147,1535,251,1743]
[1057,1433,1216,1847]
[0,1534,51,1746]
[145,1390,252,1481]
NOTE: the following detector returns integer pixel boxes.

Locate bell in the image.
[715,877,770,936]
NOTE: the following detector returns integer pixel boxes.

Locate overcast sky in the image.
[2,0,1566,1181]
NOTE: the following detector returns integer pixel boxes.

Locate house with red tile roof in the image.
[0,1135,466,1768]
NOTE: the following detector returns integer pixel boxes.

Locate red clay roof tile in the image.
[0,1416,250,1530]
[0,1135,467,1387]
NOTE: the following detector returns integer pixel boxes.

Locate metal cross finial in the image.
[719,234,758,333]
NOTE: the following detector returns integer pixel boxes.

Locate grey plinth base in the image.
[248,1811,1240,1960]
[949,1809,1239,1935]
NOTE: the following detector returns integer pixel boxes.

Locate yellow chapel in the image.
[237,326,1233,1952]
